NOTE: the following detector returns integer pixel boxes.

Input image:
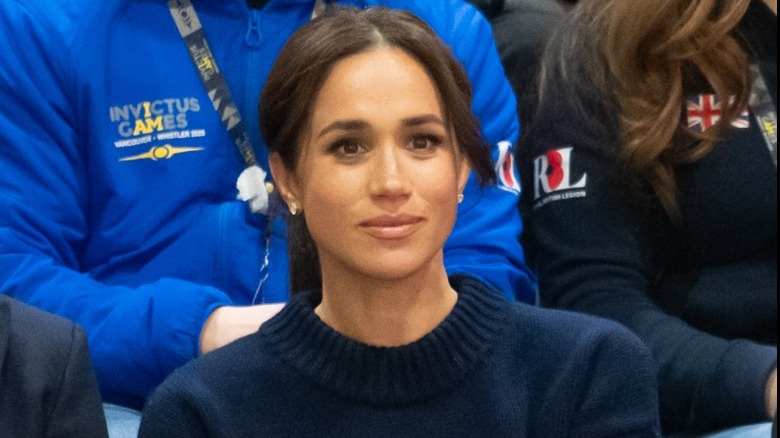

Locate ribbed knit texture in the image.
[260,274,508,405]
[139,274,662,437]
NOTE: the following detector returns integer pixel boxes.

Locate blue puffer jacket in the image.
[0,0,534,409]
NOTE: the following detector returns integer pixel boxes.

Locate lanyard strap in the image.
[168,0,330,167]
[168,0,258,167]
[749,63,777,169]
[166,0,328,299]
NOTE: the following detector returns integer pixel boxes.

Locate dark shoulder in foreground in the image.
[2,294,79,343]
[1,295,108,438]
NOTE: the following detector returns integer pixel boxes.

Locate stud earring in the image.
[289,202,299,215]
[457,193,464,204]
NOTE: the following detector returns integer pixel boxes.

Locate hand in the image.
[767,367,777,419]
[199,304,285,354]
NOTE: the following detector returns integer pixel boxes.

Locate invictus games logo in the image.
[109,97,206,155]
[110,98,201,139]
[532,146,587,208]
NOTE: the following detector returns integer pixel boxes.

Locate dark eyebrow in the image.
[402,115,445,127]
[316,120,370,140]
[316,114,445,140]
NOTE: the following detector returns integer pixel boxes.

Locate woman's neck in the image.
[315,256,457,347]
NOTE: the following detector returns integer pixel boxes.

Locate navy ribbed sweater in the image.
[139,275,661,437]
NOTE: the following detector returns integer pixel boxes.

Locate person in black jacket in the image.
[0,295,108,438]
[522,0,776,435]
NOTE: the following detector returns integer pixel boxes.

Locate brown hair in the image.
[540,0,751,216]
[260,6,494,292]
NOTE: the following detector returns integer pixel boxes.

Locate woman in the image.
[138,7,660,437]
[521,0,776,435]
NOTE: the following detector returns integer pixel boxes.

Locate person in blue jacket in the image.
[0,0,533,422]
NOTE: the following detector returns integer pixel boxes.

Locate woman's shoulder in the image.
[505,305,661,434]
[144,328,275,416]
[511,303,651,364]
[172,328,271,381]
[452,275,649,362]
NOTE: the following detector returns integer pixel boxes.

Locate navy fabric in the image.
[140,275,661,437]
[521,1,777,433]
[0,296,108,438]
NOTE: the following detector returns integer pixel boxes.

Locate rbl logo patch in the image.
[532,147,587,201]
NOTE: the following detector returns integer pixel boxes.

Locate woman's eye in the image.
[329,139,365,159]
[341,142,361,155]
[409,134,444,152]
[412,137,431,149]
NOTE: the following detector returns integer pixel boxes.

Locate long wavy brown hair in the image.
[541,0,752,216]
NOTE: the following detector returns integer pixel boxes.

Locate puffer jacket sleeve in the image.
[0,1,232,410]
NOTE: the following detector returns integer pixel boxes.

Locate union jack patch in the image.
[686,94,750,132]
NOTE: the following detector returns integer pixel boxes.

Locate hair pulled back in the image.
[260,6,494,292]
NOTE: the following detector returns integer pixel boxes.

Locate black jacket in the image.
[0,295,108,438]
[522,1,777,433]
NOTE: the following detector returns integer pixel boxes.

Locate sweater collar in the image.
[259,275,511,405]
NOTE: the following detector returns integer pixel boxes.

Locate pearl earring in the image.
[289,202,299,215]
[457,193,464,204]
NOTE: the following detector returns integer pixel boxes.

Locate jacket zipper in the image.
[245,9,262,48]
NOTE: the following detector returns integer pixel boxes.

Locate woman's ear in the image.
[456,157,471,195]
[269,152,300,207]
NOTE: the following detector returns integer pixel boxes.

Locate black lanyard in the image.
[168,0,330,166]
[167,0,327,300]
[168,0,258,168]
[167,0,327,216]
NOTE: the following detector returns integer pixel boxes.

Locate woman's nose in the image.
[368,143,410,202]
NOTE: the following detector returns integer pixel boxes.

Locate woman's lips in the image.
[359,214,424,240]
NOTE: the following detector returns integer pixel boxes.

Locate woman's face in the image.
[275,47,470,282]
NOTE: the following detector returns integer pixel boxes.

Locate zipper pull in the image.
[245,10,262,48]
